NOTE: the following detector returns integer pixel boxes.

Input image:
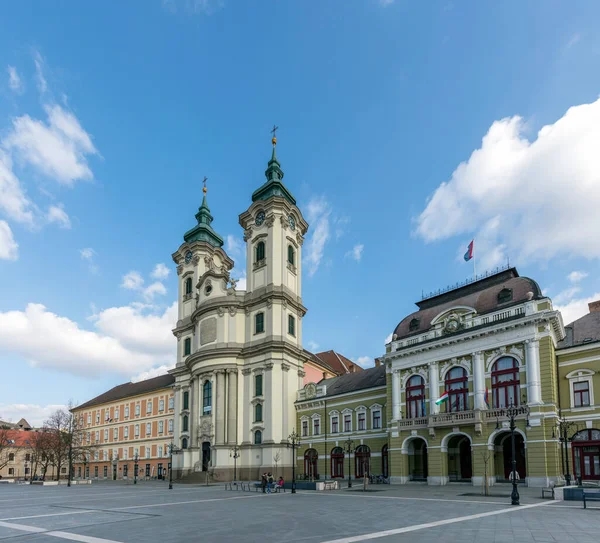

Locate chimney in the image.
[589,300,600,313]
[322,372,327,380]
[374,357,381,367]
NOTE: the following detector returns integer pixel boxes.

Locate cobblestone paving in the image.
[0,481,598,542]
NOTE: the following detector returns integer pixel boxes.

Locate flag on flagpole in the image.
[484,387,490,408]
[435,390,449,405]
[464,240,474,262]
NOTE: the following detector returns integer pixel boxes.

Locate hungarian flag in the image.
[435,390,449,405]
[464,240,474,262]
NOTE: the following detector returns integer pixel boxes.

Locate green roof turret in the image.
[183,177,224,247]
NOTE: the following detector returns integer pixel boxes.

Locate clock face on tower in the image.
[255,211,265,226]
[184,250,193,264]
[288,215,296,231]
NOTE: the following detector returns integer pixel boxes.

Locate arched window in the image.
[254,430,262,445]
[331,447,344,478]
[255,374,263,396]
[185,277,192,295]
[203,380,212,415]
[409,318,420,332]
[406,375,425,418]
[255,403,263,422]
[445,367,468,412]
[381,445,389,478]
[492,357,520,408]
[497,288,513,304]
[182,415,188,432]
[287,245,295,266]
[255,241,265,263]
[182,437,188,450]
[304,449,318,479]
[355,445,371,478]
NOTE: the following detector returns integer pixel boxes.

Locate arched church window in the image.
[409,318,420,332]
[497,288,513,304]
[288,245,295,266]
[185,277,192,295]
[406,375,425,419]
[254,430,262,445]
[182,415,189,432]
[203,380,212,415]
[492,357,520,408]
[182,438,188,450]
[255,241,265,263]
[255,403,263,422]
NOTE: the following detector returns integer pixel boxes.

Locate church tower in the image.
[171,133,309,482]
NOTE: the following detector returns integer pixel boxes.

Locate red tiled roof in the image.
[313,351,363,375]
[4,430,36,448]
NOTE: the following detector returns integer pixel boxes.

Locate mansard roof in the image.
[316,365,386,398]
[74,374,175,411]
[392,267,542,341]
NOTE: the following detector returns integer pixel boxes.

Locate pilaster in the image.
[526,340,542,405]
[429,362,440,415]
[473,351,485,410]
[392,370,401,420]
[227,369,238,444]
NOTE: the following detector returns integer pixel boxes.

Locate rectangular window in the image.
[344,414,352,432]
[168,419,174,433]
[125,406,130,418]
[134,447,139,457]
[103,466,108,478]
[159,400,165,412]
[8,468,14,475]
[372,410,381,430]
[104,429,108,441]
[288,315,295,336]
[113,428,118,440]
[124,426,129,438]
[358,413,366,431]
[146,447,151,459]
[94,451,99,461]
[135,424,139,437]
[574,381,591,407]
[159,421,164,434]
[147,401,152,414]
[123,449,128,460]
[184,337,191,356]
[135,404,140,416]
[183,391,189,410]
[158,446,163,458]
[255,312,265,334]
[146,423,151,435]
[87,414,91,424]
[331,416,339,433]
[103,450,108,461]
[95,431,99,442]
[169,397,174,410]
[25,453,31,461]
[255,374,263,396]
[313,418,320,436]
[302,420,308,437]
[96,413,100,424]
[115,407,119,421]
[94,466,98,478]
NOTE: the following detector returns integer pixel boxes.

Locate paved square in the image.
[0,482,599,542]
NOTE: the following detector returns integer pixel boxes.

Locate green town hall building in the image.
[295,267,600,488]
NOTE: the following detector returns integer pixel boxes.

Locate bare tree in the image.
[25,431,55,481]
[273,450,281,477]
[44,409,70,480]
[481,449,492,496]
[0,427,16,472]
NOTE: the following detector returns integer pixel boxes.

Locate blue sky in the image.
[1,0,600,425]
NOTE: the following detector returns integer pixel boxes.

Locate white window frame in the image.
[94,451,99,461]
[311,414,321,436]
[103,450,108,461]
[370,403,383,430]
[301,416,309,437]
[124,426,129,438]
[159,421,164,434]
[96,413,100,424]
[123,449,128,460]
[135,404,140,416]
[146,422,151,435]
[566,369,595,409]
[159,400,165,412]
[147,401,153,414]
[158,446,163,458]
[104,429,108,441]
[169,397,174,410]
[329,410,340,434]
[146,447,151,459]
[342,409,353,433]
[124,406,130,418]
[135,424,139,437]
[355,405,367,431]
[87,414,91,424]
[95,431,99,442]
[168,419,174,433]
[115,407,120,421]
[113,428,118,440]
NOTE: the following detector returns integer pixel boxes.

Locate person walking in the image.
[261,473,267,493]
[267,472,274,494]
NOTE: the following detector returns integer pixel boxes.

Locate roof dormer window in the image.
[498,288,513,304]
[409,318,420,332]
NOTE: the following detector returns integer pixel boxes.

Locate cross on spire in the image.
[271,125,278,147]
[202,176,208,194]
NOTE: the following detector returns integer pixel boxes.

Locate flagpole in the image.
[473,238,476,280]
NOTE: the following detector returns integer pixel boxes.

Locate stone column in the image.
[227,369,238,444]
[526,340,542,405]
[429,363,440,415]
[473,351,485,410]
[215,370,226,445]
[281,363,290,439]
[392,370,402,420]
[264,363,274,443]
[173,386,181,440]
[242,368,252,444]
[190,377,199,448]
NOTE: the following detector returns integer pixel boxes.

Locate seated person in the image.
[276,476,284,488]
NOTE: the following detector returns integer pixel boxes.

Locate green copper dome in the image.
[251,145,296,205]
[183,191,224,247]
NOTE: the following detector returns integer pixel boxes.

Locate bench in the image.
[541,482,555,500]
[224,482,242,491]
[583,489,600,509]
[274,484,286,493]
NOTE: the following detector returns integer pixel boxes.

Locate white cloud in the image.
[226,234,244,259]
[0,303,176,377]
[131,364,173,383]
[384,333,393,345]
[7,66,22,93]
[0,220,18,260]
[553,286,581,305]
[5,104,97,186]
[355,356,375,368]
[47,204,71,229]
[0,150,35,225]
[0,403,68,428]
[416,98,600,269]
[80,247,95,260]
[151,263,170,280]
[568,271,588,283]
[303,196,331,277]
[346,243,364,262]
[33,50,47,94]
[143,281,167,301]
[555,291,600,326]
[306,340,319,352]
[121,271,144,290]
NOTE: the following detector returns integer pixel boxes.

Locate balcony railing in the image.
[397,407,529,430]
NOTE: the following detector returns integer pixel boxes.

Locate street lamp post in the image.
[230,445,240,482]
[343,438,355,489]
[286,429,300,494]
[505,404,530,506]
[133,453,139,485]
[553,418,579,486]
[168,442,181,490]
